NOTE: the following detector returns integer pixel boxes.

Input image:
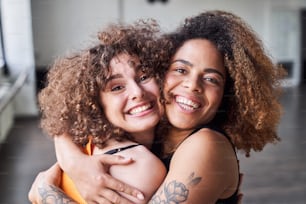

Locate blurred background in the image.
[0,0,305,203]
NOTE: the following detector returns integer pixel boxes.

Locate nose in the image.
[182,75,202,93]
[129,81,145,100]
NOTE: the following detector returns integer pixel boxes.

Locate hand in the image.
[67,153,145,204]
[237,173,244,204]
[28,163,63,204]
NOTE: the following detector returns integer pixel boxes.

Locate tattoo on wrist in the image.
[38,183,76,204]
[150,172,202,204]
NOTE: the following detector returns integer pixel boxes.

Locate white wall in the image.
[0,0,304,116]
[31,0,120,67]
[31,0,306,87]
[123,0,268,35]
[32,0,271,67]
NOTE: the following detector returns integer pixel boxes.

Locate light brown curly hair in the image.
[38,19,169,148]
[158,10,287,157]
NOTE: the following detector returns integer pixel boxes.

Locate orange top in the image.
[60,140,93,204]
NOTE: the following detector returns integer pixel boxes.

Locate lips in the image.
[175,95,200,110]
[128,103,153,115]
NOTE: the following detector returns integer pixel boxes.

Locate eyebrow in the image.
[127,59,136,68]
[105,74,122,83]
[203,68,225,80]
[171,59,193,67]
[171,59,225,80]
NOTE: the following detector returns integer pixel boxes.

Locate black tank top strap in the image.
[190,123,226,137]
[104,144,140,155]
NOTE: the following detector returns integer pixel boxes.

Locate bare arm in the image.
[54,134,145,203]
[36,184,77,204]
[28,163,77,204]
[30,131,241,203]
[29,145,165,204]
[149,129,239,203]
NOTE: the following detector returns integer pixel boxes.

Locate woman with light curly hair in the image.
[29,10,285,204]
[29,20,169,204]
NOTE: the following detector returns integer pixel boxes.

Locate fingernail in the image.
[137,193,144,200]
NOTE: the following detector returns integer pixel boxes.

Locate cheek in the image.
[163,74,176,93]
[208,89,224,108]
[145,81,160,99]
[102,100,122,125]
[100,94,119,115]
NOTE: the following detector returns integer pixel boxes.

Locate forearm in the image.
[37,182,77,204]
[54,133,85,173]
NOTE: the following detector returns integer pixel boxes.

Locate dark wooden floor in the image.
[0,84,305,204]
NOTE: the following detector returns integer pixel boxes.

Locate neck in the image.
[132,128,155,149]
[164,127,194,155]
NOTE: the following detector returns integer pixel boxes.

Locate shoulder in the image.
[111,145,167,203]
[174,128,234,161]
[162,128,238,203]
[171,128,238,178]
[112,144,166,174]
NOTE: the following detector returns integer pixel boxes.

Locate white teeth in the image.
[129,104,152,115]
[176,96,200,109]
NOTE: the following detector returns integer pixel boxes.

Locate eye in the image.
[139,74,151,82]
[175,68,187,74]
[203,75,222,85]
[111,84,124,92]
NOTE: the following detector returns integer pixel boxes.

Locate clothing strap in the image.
[104,144,140,155]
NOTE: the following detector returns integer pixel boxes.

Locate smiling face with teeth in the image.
[100,53,162,143]
[164,39,226,132]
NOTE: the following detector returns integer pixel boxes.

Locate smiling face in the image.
[100,53,162,139]
[164,39,225,131]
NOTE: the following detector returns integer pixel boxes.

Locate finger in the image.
[88,199,109,204]
[97,154,134,165]
[237,193,244,204]
[239,173,244,186]
[100,189,134,204]
[238,173,244,193]
[98,174,144,202]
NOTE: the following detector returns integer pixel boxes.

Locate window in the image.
[0,4,7,76]
[0,26,5,69]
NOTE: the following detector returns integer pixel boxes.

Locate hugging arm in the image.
[53,134,144,203]
[149,130,240,203]
[28,163,121,204]
[30,132,242,203]
[28,163,77,204]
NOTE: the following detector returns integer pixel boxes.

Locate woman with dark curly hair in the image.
[29,10,285,204]
[147,10,285,203]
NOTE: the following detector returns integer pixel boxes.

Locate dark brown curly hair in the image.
[38,19,169,148]
[158,10,287,157]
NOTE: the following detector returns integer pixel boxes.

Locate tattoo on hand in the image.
[38,183,76,204]
[150,172,202,204]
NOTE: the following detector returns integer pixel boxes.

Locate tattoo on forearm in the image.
[150,172,202,204]
[38,183,76,204]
